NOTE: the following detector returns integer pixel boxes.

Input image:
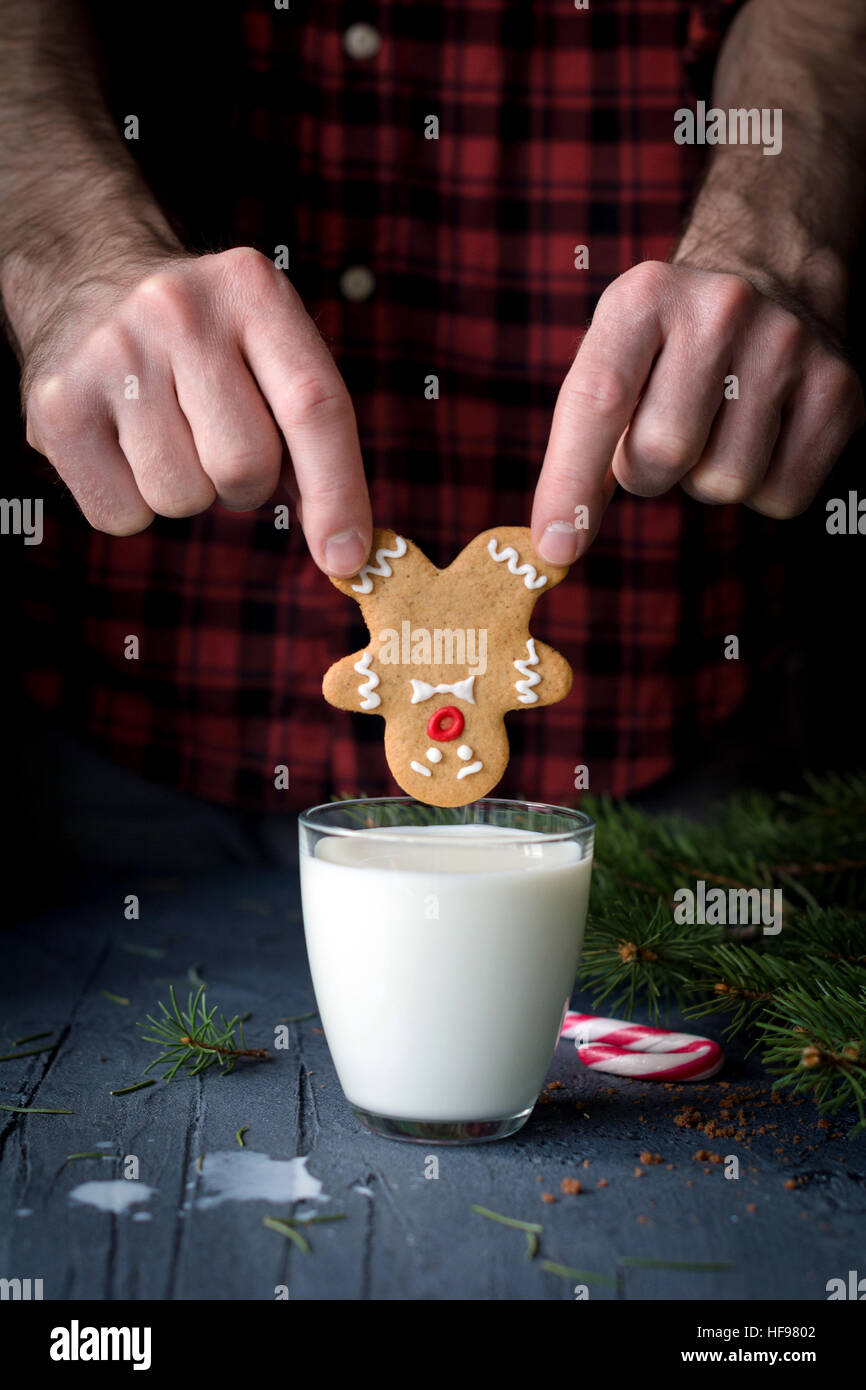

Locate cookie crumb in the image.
[541,1192,556,1204]
[561,1178,582,1195]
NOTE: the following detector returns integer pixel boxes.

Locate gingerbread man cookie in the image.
[323,527,572,806]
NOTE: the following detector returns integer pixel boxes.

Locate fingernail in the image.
[539,521,579,566]
[324,527,368,576]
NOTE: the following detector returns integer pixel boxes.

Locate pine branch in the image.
[757,977,866,1135]
[683,945,831,1040]
[578,771,866,1133]
[762,906,866,966]
[577,902,721,1020]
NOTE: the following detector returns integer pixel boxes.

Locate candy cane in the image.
[560,1012,724,1081]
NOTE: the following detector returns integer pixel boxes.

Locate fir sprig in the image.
[757,979,866,1134]
[577,771,866,1132]
[578,902,721,1019]
[683,945,810,1039]
[139,986,268,1080]
[763,906,866,966]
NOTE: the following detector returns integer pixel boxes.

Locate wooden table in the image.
[2,863,863,1301]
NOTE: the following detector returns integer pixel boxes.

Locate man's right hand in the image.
[20,246,372,577]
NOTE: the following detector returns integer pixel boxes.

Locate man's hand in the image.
[533,0,866,566]
[19,247,372,576]
[532,259,864,564]
[0,4,370,576]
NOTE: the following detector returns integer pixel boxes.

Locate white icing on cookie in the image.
[514,638,541,703]
[351,536,408,594]
[487,537,547,590]
[426,748,442,763]
[456,760,483,780]
[457,745,473,761]
[353,651,381,709]
[410,760,432,777]
[409,676,475,705]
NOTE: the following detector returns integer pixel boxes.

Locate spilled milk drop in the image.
[69,1181,157,1214]
[194,1151,326,1211]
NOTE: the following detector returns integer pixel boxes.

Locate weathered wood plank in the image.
[2,868,864,1301]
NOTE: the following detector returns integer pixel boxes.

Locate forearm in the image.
[674,0,866,336]
[0,1,180,361]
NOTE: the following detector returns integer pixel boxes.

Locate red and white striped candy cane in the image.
[560,1012,724,1081]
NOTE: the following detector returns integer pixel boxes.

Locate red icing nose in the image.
[427,705,465,742]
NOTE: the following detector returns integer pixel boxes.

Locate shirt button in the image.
[339,265,376,302]
[343,22,382,61]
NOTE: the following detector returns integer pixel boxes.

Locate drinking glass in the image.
[298,797,594,1144]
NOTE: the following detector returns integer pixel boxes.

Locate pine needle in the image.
[263,1217,312,1254]
[471,1205,543,1233]
[0,1044,58,1061]
[0,1104,73,1114]
[539,1261,616,1285]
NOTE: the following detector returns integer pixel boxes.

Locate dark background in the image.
[1,0,864,893]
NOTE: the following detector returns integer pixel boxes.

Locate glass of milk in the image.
[299,798,594,1144]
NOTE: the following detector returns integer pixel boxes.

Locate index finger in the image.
[240,275,372,577]
[531,286,663,564]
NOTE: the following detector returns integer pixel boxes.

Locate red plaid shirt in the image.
[14,0,787,811]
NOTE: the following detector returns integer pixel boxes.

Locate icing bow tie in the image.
[409,677,476,705]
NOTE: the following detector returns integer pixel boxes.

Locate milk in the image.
[300,824,593,1121]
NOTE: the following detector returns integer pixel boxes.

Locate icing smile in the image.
[456,744,483,779]
[409,742,484,783]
